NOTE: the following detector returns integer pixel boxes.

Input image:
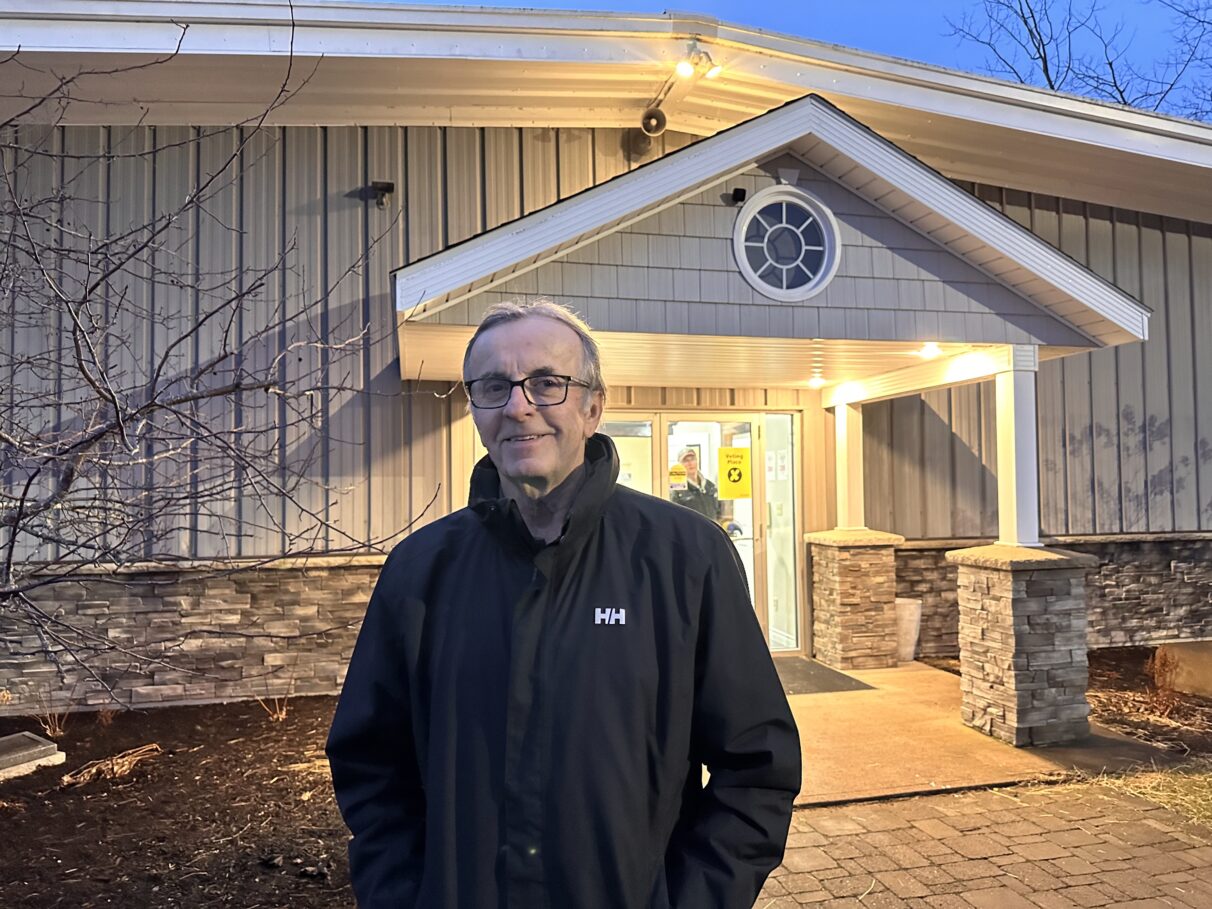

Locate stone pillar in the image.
[946,545,1099,747]
[807,529,905,670]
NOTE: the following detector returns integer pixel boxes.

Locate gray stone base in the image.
[0,559,383,715]
[947,545,1098,747]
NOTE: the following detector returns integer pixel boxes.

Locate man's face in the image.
[465,316,603,497]
[680,451,699,481]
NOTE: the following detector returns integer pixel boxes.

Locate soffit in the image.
[4,2,1212,221]
[398,321,1005,390]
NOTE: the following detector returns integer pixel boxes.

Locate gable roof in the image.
[393,93,1149,348]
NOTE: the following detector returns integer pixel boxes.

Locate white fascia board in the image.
[801,98,1149,343]
[822,346,1032,408]
[394,108,809,317]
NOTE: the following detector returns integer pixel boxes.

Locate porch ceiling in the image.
[398,321,1005,391]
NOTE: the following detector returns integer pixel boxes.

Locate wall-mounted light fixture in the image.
[371,181,395,209]
[677,39,721,79]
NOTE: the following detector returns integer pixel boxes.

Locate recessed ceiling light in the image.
[807,376,826,389]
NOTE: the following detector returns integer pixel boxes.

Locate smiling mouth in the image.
[505,434,547,442]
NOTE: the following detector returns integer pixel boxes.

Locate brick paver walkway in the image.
[761,784,1212,908]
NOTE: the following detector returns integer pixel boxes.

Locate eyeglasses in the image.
[465,374,593,409]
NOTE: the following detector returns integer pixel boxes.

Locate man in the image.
[670,446,721,522]
[327,300,800,909]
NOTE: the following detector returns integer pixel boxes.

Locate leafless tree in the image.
[0,26,426,705]
[949,0,1212,120]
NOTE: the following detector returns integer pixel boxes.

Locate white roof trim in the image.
[6,1,1212,163]
[393,93,1149,346]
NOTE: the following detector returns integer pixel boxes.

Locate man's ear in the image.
[584,390,605,436]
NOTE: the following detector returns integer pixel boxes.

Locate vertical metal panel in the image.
[194,126,242,556]
[238,127,286,557]
[325,126,368,549]
[557,128,593,198]
[366,127,409,546]
[1140,213,1173,531]
[979,380,999,537]
[483,128,521,229]
[949,384,984,536]
[1114,209,1148,532]
[891,396,924,538]
[282,126,327,551]
[407,127,444,260]
[1060,198,1094,534]
[1164,219,1198,530]
[1086,204,1122,532]
[593,128,628,182]
[521,127,558,214]
[1192,222,1212,529]
[444,127,483,245]
[152,126,197,558]
[862,401,894,531]
[1026,192,1067,535]
[921,390,953,537]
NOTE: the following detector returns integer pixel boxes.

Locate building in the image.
[2,1,1210,746]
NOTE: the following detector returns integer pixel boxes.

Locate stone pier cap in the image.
[804,529,906,549]
[944,544,1100,570]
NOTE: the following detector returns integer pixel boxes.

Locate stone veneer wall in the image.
[895,546,962,657]
[1060,537,1212,647]
[895,536,1212,657]
[0,559,383,715]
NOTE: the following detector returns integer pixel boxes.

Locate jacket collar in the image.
[469,434,621,569]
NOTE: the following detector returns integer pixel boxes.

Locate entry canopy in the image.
[394,94,1149,350]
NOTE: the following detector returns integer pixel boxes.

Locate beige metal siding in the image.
[870,185,1211,537]
[6,124,693,559]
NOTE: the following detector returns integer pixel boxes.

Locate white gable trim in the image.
[394,94,1148,346]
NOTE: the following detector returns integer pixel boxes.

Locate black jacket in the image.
[326,434,800,909]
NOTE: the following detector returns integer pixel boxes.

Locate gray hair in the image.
[462,298,607,399]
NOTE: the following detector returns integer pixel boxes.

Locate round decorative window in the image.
[732,185,841,302]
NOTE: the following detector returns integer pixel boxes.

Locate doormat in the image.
[773,656,873,695]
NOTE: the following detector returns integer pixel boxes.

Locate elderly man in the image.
[326,300,800,909]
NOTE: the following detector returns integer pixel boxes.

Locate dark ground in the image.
[1,647,1209,908]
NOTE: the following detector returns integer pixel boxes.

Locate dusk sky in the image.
[392,0,1176,87]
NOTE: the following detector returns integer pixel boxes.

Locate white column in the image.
[995,346,1041,547]
[834,402,865,530]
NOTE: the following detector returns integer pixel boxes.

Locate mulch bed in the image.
[1,646,1209,908]
[0,696,353,908]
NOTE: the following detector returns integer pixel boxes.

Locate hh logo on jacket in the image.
[594,607,626,625]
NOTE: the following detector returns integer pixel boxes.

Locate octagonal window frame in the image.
[732,184,842,303]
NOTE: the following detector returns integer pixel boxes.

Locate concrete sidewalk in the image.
[790,663,1168,806]
[761,781,1212,907]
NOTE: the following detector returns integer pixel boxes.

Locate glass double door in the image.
[603,413,800,652]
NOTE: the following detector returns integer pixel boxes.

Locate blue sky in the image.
[390,1,1176,83]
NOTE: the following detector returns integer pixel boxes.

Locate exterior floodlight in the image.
[676,58,696,78]
[705,63,722,79]
[808,376,826,390]
[917,342,942,359]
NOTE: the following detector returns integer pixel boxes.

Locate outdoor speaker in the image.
[640,107,668,137]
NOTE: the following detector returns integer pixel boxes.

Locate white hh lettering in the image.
[594,607,626,625]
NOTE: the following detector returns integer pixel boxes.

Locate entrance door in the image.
[600,413,800,652]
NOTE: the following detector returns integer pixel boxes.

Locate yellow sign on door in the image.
[717,447,751,500]
[668,462,688,491]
